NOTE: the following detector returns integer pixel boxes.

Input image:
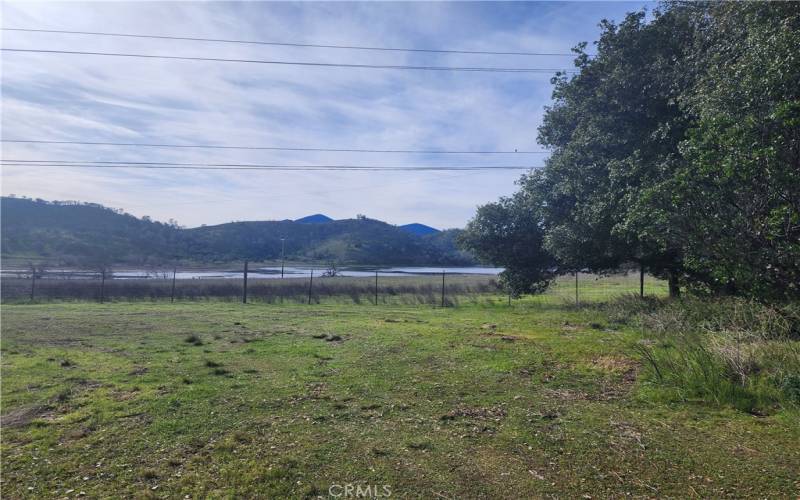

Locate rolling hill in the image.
[0,197,474,267]
[399,223,440,236]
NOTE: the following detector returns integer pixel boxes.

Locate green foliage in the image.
[458,173,555,294]
[462,2,800,300]
[620,296,800,413]
[664,3,800,300]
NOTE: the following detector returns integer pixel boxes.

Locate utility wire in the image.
[1,48,576,73]
[2,27,584,57]
[0,159,539,171]
[1,139,549,155]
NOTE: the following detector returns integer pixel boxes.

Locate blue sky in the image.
[1,1,653,228]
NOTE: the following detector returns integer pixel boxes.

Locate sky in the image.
[1,1,653,229]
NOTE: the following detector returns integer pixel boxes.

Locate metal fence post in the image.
[100,269,106,304]
[640,264,645,298]
[441,270,446,308]
[171,267,177,303]
[308,269,314,305]
[242,261,249,304]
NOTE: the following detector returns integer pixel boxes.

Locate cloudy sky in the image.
[1,1,651,229]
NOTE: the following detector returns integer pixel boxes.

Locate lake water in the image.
[3,266,503,280]
[112,266,504,280]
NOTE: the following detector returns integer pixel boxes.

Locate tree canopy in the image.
[460,2,800,300]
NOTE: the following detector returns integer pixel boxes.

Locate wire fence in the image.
[1,267,667,305]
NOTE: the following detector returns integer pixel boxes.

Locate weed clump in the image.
[621,296,800,413]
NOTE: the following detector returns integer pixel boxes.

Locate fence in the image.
[1,267,667,305]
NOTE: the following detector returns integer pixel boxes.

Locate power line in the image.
[2,27,584,57]
[1,139,549,155]
[1,48,576,74]
[0,159,539,171]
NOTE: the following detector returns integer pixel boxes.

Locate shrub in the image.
[618,296,800,413]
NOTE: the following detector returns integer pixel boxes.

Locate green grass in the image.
[2,298,798,498]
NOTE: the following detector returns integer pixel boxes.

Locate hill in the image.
[0,197,474,267]
[399,223,439,236]
[295,213,334,224]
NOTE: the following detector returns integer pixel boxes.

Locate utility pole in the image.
[374,270,379,305]
[280,238,286,278]
[308,269,314,305]
[242,261,248,304]
[170,266,177,303]
[575,271,579,306]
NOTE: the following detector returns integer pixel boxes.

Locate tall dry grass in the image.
[610,295,800,413]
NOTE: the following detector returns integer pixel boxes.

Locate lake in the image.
[2,266,503,280]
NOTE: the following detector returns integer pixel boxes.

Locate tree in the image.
[459,172,556,295]
[537,7,700,296]
[662,2,800,299]
[464,2,799,301]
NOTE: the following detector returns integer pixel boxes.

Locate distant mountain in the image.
[295,214,334,224]
[399,223,440,236]
[1,197,475,267]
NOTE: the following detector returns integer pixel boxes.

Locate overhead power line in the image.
[2,27,583,57]
[1,139,549,155]
[1,48,576,73]
[0,159,539,171]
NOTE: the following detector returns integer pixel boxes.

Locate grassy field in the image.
[3,292,799,499]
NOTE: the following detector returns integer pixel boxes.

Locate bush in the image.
[616,296,800,413]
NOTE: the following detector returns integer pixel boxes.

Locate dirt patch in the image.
[609,419,645,449]
[129,366,148,376]
[2,404,52,428]
[591,356,640,390]
[542,388,589,401]
[441,406,507,421]
[592,356,638,373]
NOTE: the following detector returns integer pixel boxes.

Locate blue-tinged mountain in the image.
[295,213,334,224]
[1,197,475,266]
[399,223,439,236]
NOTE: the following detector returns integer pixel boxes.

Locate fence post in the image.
[171,266,177,303]
[242,261,249,304]
[374,270,378,305]
[575,271,579,306]
[639,264,644,298]
[30,268,36,302]
[441,270,446,308]
[308,269,314,305]
[100,269,106,304]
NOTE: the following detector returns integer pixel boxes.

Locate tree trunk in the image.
[668,271,680,298]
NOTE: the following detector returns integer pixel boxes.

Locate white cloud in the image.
[1,1,650,228]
